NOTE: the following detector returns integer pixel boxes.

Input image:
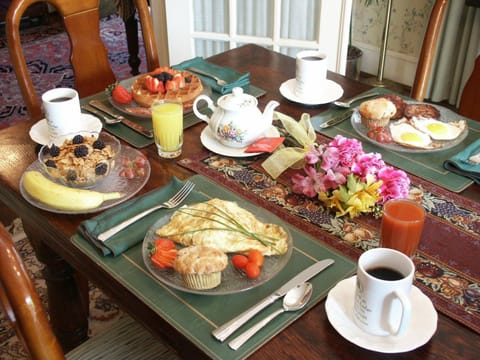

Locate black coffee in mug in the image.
[50,96,74,102]
[367,267,404,281]
[302,55,325,61]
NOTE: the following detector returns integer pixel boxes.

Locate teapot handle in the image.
[193,95,215,123]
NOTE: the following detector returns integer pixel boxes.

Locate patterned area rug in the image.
[0,14,146,130]
[0,218,124,359]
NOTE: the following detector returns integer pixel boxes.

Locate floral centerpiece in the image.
[291,135,410,218]
[262,112,410,218]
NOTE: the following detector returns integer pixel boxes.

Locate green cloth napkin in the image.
[443,139,480,184]
[173,56,250,94]
[78,177,186,256]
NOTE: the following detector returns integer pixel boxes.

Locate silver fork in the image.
[97,181,195,242]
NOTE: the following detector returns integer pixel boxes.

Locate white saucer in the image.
[279,78,343,105]
[325,276,438,353]
[29,114,103,145]
[200,125,280,157]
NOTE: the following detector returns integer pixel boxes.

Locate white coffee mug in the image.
[42,88,81,142]
[294,50,328,99]
[353,248,414,336]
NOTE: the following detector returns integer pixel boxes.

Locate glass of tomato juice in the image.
[380,199,426,258]
[151,99,183,158]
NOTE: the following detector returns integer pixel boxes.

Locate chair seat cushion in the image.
[66,316,179,360]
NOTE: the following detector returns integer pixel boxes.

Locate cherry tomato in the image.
[112,85,132,104]
[155,238,175,250]
[248,249,264,268]
[232,254,249,270]
[245,262,261,279]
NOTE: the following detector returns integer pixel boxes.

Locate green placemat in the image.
[311,88,479,192]
[80,85,265,149]
[71,175,355,360]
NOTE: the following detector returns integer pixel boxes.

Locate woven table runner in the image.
[179,147,480,334]
[311,88,480,193]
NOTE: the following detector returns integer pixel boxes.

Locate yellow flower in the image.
[318,174,382,218]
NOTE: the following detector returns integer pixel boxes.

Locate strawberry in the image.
[144,75,162,93]
[173,73,185,88]
[111,84,132,104]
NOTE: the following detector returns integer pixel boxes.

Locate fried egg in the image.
[410,117,466,140]
[389,122,434,149]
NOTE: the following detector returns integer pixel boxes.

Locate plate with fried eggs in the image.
[351,102,468,153]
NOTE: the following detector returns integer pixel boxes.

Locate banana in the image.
[23,171,123,211]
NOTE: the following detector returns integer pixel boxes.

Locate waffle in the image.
[131,70,203,111]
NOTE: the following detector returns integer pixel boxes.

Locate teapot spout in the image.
[262,100,280,124]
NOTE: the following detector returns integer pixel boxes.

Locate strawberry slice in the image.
[145,75,162,93]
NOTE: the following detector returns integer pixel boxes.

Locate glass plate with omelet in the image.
[351,102,469,153]
[141,199,293,295]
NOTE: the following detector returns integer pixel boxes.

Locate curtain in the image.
[426,1,480,106]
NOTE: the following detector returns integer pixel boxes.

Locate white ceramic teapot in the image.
[193,87,279,148]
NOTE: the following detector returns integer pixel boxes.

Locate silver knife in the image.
[212,258,334,342]
[318,110,354,129]
[89,100,154,138]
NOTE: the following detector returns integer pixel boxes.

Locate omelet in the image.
[155,198,289,256]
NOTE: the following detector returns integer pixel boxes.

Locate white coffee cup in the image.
[294,50,328,99]
[42,88,82,142]
[353,248,414,336]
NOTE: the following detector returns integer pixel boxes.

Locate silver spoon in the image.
[228,282,313,350]
[333,92,379,108]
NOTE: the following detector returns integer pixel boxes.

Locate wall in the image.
[351,0,435,86]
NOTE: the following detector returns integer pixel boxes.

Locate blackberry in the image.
[72,135,84,144]
[45,159,56,168]
[74,145,89,157]
[185,76,192,83]
[95,162,108,176]
[93,139,106,150]
[49,144,61,157]
[66,170,77,181]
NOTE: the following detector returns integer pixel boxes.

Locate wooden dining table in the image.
[1,44,479,359]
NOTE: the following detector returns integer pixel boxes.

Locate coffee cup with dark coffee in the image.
[42,88,82,142]
[353,248,414,336]
[294,50,328,99]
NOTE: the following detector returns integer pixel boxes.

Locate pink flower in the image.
[378,166,410,203]
[328,135,363,168]
[352,152,385,181]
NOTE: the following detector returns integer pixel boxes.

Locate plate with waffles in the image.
[109,67,211,118]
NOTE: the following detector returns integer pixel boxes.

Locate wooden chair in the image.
[410,0,448,102]
[458,55,480,121]
[5,0,159,121]
[0,223,178,360]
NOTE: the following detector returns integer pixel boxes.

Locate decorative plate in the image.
[351,103,469,153]
[20,145,150,214]
[142,207,293,295]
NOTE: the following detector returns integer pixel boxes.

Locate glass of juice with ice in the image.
[151,99,183,158]
[380,198,426,258]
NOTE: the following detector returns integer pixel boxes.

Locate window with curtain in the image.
[161,0,352,74]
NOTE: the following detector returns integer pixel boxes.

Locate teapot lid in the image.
[218,87,257,111]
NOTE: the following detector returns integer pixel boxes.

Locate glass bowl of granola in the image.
[38,131,121,188]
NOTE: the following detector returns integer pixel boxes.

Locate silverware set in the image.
[82,100,153,138]
[212,259,334,349]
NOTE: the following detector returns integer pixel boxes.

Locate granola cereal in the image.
[40,132,120,187]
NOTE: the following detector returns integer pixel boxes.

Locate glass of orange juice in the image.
[151,99,183,158]
[380,199,426,258]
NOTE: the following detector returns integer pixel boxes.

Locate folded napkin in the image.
[173,57,250,94]
[78,177,194,256]
[443,139,480,184]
